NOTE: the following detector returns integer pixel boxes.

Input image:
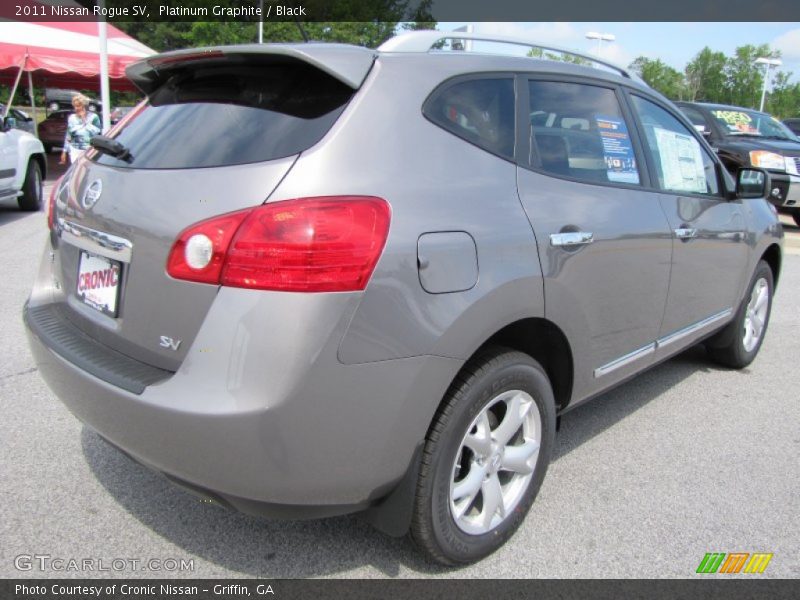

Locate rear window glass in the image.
[424,78,515,160]
[91,62,354,169]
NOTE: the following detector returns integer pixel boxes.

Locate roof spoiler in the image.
[126,43,377,95]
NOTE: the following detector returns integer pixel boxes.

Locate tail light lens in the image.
[167,197,391,293]
[47,175,63,231]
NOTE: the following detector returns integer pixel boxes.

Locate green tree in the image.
[526,48,591,65]
[723,44,777,108]
[115,22,195,52]
[685,47,727,102]
[767,72,800,119]
[629,57,686,100]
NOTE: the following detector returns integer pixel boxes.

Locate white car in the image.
[0,114,46,211]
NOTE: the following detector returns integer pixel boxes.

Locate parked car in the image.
[783,117,800,137]
[36,110,70,153]
[0,114,46,210]
[1,108,36,135]
[44,88,101,114]
[676,101,800,227]
[24,32,783,566]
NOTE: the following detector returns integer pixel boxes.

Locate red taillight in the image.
[47,175,63,231]
[166,197,391,293]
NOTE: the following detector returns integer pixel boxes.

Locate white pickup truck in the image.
[0,115,46,211]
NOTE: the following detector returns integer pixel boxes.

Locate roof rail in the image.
[378,30,636,81]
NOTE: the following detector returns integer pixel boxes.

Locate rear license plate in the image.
[76,251,121,317]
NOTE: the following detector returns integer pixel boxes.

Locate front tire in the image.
[409,347,556,565]
[17,159,42,212]
[707,260,773,369]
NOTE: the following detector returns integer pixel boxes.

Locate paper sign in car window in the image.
[653,127,707,193]
[595,115,639,184]
[711,110,757,134]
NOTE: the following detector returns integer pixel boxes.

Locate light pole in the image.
[755,57,782,112]
[585,32,616,57]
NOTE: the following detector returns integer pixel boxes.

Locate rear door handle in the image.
[674,227,697,240]
[550,232,594,247]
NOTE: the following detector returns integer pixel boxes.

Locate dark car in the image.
[783,118,800,137]
[2,108,36,135]
[676,102,800,226]
[45,88,101,114]
[37,110,70,153]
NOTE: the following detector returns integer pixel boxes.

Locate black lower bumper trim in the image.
[23,302,172,395]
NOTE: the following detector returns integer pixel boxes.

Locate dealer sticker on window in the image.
[77,251,121,317]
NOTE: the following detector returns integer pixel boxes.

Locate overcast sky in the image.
[440,22,800,85]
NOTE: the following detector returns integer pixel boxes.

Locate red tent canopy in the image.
[0,17,155,92]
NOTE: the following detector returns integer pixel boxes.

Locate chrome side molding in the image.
[655,308,733,349]
[594,308,733,378]
[594,343,655,378]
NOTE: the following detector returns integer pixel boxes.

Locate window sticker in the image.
[595,115,639,184]
[711,110,758,134]
[653,127,707,193]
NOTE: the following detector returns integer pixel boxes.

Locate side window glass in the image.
[631,96,720,196]
[424,78,515,159]
[528,80,640,185]
[679,106,711,136]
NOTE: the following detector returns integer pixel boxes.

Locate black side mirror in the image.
[1,116,14,132]
[735,167,770,199]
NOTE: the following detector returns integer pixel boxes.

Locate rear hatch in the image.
[50,45,375,371]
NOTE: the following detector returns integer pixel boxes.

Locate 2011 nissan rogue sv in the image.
[24,31,783,565]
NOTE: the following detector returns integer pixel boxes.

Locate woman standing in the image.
[59,94,102,164]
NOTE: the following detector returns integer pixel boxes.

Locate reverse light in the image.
[749,151,786,171]
[167,197,391,293]
[166,210,250,284]
[184,234,214,269]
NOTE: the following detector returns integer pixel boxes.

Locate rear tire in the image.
[17,159,42,212]
[707,260,773,369]
[792,211,800,228]
[409,347,556,565]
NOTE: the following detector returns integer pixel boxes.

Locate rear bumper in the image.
[24,289,462,516]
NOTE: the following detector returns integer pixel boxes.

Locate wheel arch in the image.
[761,243,781,289]
[475,318,574,413]
[30,153,46,181]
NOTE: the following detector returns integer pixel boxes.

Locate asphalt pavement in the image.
[0,168,798,578]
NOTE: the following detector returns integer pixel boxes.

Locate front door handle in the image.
[674,227,697,240]
[550,231,594,247]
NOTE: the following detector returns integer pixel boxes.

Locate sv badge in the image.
[159,336,182,351]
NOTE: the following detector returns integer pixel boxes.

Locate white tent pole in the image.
[258,0,264,43]
[98,0,111,132]
[27,70,38,138]
[6,54,26,118]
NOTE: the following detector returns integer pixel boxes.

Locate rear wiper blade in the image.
[90,135,133,162]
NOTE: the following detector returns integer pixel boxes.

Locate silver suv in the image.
[24,31,783,565]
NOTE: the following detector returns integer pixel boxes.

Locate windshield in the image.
[709,108,796,140]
